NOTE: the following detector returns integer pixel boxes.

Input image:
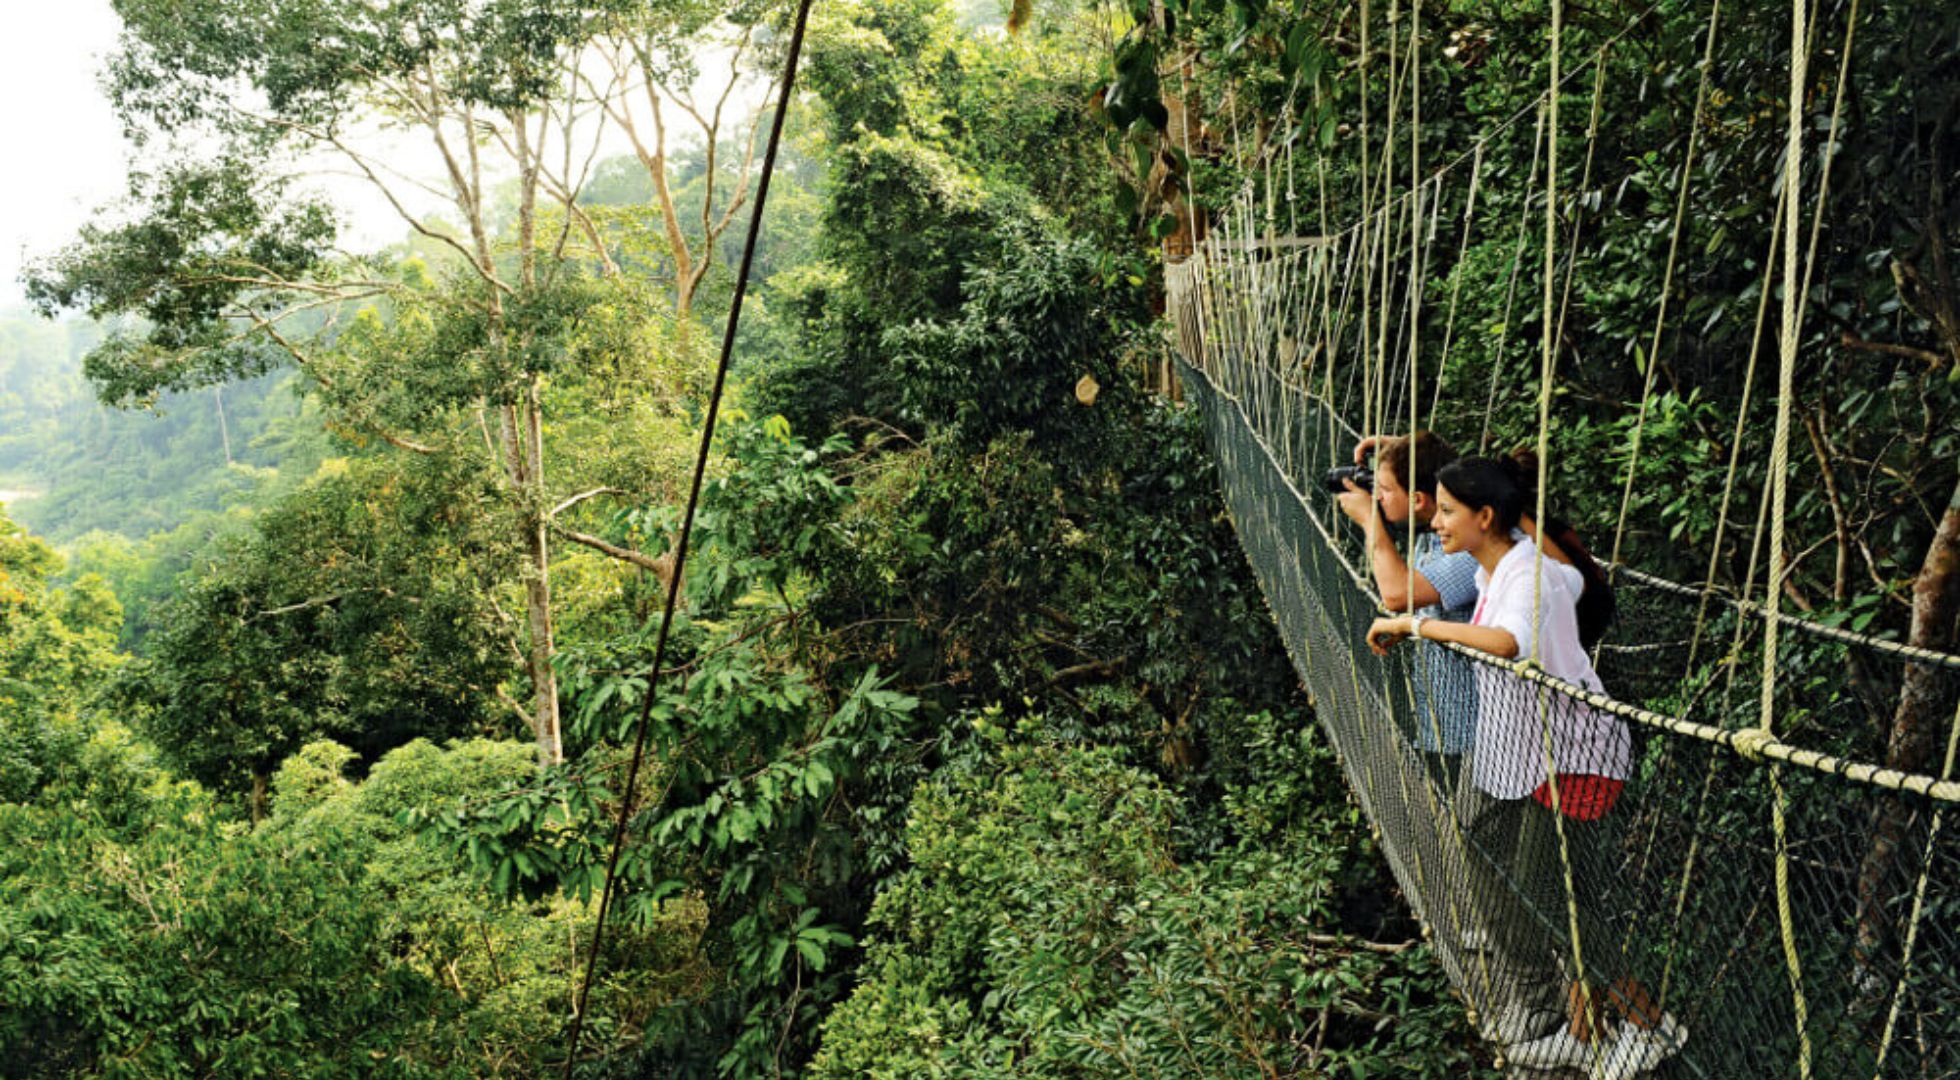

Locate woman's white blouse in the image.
[1468,539,1632,799]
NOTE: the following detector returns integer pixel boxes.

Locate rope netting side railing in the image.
[1169,338,1959,1078]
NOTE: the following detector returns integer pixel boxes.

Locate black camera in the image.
[1324,464,1374,494]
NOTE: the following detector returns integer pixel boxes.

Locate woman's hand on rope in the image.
[1368,615,1415,655]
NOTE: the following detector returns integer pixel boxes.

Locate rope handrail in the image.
[1607,564,1960,671]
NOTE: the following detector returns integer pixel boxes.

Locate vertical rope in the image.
[1352,0,1428,940]
[1406,0,1423,617]
[1527,0,1605,1062]
[1872,694,1960,1074]
[1792,0,1860,370]
[1427,146,1482,429]
[1479,104,1547,454]
[1654,0,1858,994]
[1761,0,1814,1068]
[1604,0,1723,599]
[1547,60,1609,374]
[1357,0,1375,460]
[1654,189,1784,1012]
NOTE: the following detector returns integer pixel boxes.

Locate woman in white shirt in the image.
[1366,456,1684,1077]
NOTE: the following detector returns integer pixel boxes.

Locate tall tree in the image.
[28,0,787,765]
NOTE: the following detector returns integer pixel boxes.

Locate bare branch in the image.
[1802,407,1852,601]
[225,102,503,290]
[551,522,666,574]
[709,78,779,242]
[1304,932,1418,955]
[485,593,529,667]
[550,487,631,518]
[697,27,756,244]
[1839,332,1947,368]
[253,592,350,620]
[623,37,698,311]
[544,60,616,280]
[493,684,538,730]
[189,273,396,300]
[1045,655,1131,687]
[221,289,391,329]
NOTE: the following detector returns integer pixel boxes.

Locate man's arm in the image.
[1336,479,1441,611]
[1369,518,1443,611]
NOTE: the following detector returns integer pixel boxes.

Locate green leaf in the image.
[795,937,827,971]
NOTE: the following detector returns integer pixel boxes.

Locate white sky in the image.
[0,0,128,308]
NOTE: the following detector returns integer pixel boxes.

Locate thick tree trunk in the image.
[521,519,562,765]
[499,395,563,767]
[1854,470,1960,979]
[521,385,561,765]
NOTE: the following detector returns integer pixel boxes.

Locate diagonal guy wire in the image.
[562,0,820,1070]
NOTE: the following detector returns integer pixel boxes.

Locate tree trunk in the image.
[521,514,562,765]
[499,394,563,767]
[214,386,233,466]
[521,383,561,765]
[1854,470,1960,979]
[250,768,269,824]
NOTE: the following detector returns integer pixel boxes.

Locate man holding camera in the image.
[1332,431,1479,757]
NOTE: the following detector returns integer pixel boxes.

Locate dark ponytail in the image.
[1503,448,1540,508]
[1435,456,1528,533]
[1540,516,1618,649]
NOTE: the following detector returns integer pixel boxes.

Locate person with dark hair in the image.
[1335,430,1480,758]
[1365,456,1684,1077]
[1490,447,1620,651]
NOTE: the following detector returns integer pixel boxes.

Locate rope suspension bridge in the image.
[1159,0,1958,1075]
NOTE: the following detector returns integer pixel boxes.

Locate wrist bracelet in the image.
[1409,616,1427,641]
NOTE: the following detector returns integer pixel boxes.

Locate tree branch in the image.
[1838,332,1947,368]
[1304,932,1418,955]
[550,522,666,574]
[1802,407,1852,601]
[550,487,630,518]
[250,586,413,621]
[493,684,538,730]
[1046,655,1131,686]
[244,308,441,455]
[227,102,505,292]
[709,70,780,245]
[251,592,350,620]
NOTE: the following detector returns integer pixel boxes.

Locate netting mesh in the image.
[1169,336,1959,1077]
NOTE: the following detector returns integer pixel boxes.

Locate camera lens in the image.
[1325,465,1373,494]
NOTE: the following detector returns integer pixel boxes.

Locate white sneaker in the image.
[1482,1001,1561,1045]
[1594,1013,1688,1078]
[1507,1025,1612,1072]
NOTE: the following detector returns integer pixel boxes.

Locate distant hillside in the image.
[0,308,334,543]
